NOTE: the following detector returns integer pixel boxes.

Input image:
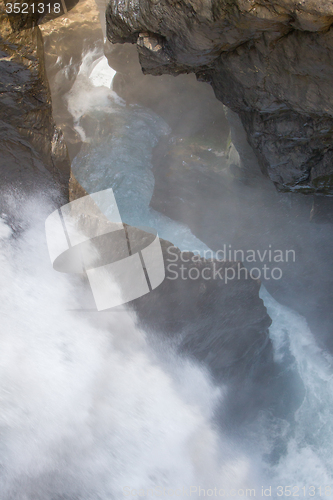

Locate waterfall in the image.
[1,30,332,499]
[0,196,257,499]
[65,51,333,497]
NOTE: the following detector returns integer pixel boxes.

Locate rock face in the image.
[0,1,71,197]
[40,0,104,160]
[106,0,333,194]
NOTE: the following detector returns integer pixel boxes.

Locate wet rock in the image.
[106,0,333,194]
[150,126,333,355]
[0,1,70,196]
[129,233,290,425]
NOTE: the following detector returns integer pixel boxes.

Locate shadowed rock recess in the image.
[106,0,333,194]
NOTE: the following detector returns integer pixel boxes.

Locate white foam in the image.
[66,51,124,125]
[89,56,116,89]
[260,288,333,497]
[0,198,255,499]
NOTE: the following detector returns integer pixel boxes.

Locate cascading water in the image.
[68,52,211,254]
[62,49,333,497]
[0,197,257,499]
[260,289,333,490]
[1,9,333,499]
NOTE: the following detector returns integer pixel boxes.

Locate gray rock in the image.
[0,3,71,198]
[106,0,333,193]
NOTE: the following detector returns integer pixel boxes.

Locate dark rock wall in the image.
[0,1,70,198]
[106,0,333,194]
[133,242,278,422]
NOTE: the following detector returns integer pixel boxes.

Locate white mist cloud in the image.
[0,194,254,499]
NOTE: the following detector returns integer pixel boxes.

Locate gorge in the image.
[0,0,333,498]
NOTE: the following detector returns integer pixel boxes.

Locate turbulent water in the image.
[0,197,257,499]
[260,289,333,491]
[1,47,333,499]
[70,51,333,496]
[68,52,211,255]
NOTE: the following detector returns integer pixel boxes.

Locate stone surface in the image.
[106,0,333,194]
[0,0,71,197]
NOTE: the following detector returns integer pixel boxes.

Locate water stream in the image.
[68,51,333,496]
[1,27,333,500]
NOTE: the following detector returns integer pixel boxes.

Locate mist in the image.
[1,1,333,498]
[0,193,261,499]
